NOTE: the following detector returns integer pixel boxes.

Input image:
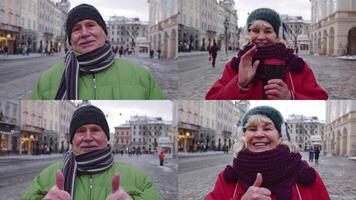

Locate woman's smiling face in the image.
[248,20,278,47]
[244,115,280,152]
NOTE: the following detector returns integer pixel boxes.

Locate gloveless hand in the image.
[106,172,133,200]
[264,79,291,100]
[238,45,260,87]
[240,173,272,200]
[43,170,71,200]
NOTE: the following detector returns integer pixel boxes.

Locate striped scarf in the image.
[55,42,116,100]
[62,145,114,198]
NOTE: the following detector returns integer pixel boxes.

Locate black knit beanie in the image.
[66,4,108,45]
[241,106,284,135]
[247,8,281,37]
[69,105,110,143]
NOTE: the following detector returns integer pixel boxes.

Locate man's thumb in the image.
[56,170,65,190]
[252,173,263,187]
[112,172,120,193]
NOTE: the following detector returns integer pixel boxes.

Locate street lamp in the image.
[224,18,229,59]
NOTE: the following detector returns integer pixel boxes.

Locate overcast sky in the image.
[69,0,149,21]
[235,0,311,27]
[86,101,173,132]
[249,101,326,121]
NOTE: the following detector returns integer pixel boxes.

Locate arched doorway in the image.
[322,30,328,55]
[169,29,177,59]
[329,27,334,56]
[348,27,356,55]
[318,32,322,54]
[336,131,341,156]
[341,128,348,156]
[163,31,169,58]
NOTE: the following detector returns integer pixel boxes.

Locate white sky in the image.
[235,0,311,27]
[69,0,149,21]
[85,101,173,133]
[249,101,326,121]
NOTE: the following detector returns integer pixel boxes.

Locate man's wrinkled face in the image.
[70,19,106,54]
[72,124,107,154]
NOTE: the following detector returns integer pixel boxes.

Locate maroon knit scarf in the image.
[223,146,316,200]
[231,43,305,76]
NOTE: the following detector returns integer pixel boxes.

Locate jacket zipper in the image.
[89,175,93,200]
[92,74,97,99]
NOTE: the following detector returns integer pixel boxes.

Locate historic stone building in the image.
[114,123,131,153]
[310,0,356,56]
[0,100,19,155]
[0,0,21,54]
[148,0,178,59]
[324,100,356,156]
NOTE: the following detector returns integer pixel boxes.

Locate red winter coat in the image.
[205,59,328,100]
[205,171,330,200]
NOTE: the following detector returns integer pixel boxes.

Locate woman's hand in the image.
[240,173,271,200]
[238,45,260,87]
[264,79,291,100]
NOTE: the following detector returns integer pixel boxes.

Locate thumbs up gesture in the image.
[240,173,272,200]
[43,170,71,200]
[106,172,133,200]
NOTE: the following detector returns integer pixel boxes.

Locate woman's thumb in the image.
[252,173,263,187]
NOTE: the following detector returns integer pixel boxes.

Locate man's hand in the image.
[43,170,71,200]
[238,45,260,87]
[264,79,291,100]
[106,173,133,200]
[240,173,272,200]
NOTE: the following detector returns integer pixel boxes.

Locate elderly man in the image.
[21,105,160,200]
[30,4,166,100]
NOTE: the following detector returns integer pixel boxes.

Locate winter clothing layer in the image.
[205,43,328,100]
[63,147,114,198]
[21,160,160,200]
[205,170,330,200]
[56,42,115,99]
[30,58,166,100]
[247,8,281,35]
[223,146,316,200]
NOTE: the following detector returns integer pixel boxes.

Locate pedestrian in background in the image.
[21,105,160,200]
[157,49,161,59]
[206,8,328,100]
[159,150,165,166]
[314,146,320,165]
[205,106,330,200]
[309,145,315,164]
[209,41,218,68]
[30,4,165,100]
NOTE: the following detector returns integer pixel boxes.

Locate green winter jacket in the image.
[29,59,166,100]
[21,161,161,200]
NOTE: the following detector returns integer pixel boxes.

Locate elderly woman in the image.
[205,106,330,200]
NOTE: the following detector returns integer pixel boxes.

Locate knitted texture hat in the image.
[66,4,108,45]
[241,106,284,135]
[69,105,110,143]
[247,8,281,36]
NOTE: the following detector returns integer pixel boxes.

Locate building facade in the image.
[114,123,131,153]
[281,15,311,54]
[310,0,356,56]
[287,114,324,151]
[177,100,247,152]
[107,16,148,55]
[148,0,178,59]
[0,100,19,155]
[324,100,356,156]
[0,0,21,54]
[178,0,239,52]
[130,115,171,153]
[58,101,76,152]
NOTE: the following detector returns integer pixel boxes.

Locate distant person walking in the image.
[159,150,165,166]
[308,145,315,163]
[209,41,218,68]
[314,146,320,165]
[157,49,161,59]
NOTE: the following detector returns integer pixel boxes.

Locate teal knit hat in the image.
[241,106,284,135]
[247,8,281,36]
